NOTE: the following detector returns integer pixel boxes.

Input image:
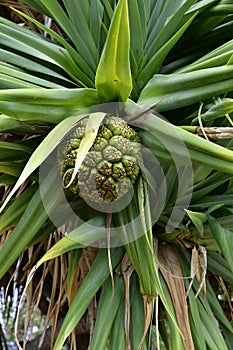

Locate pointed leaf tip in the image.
[95,0,132,101]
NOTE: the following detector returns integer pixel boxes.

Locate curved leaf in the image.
[0,112,88,212]
[138,65,233,112]
[53,247,125,350]
[0,88,100,123]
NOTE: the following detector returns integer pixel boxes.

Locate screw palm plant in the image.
[0,0,233,349]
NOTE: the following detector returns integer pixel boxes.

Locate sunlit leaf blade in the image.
[61,0,103,67]
[0,16,92,87]
[36,0,97,71]
[0,62,65,89]
[185,210,208,237]
[10,7,96,86]
[0,112,88,213]
[176,39,233,73]
[96,0,132,101]
[197,298,228,350]
[0,115,27,132]
[53,247,125,350]
[128,0,144,77]
[138,65,233,112]
[0,88,100,123]
[2,144,30,157]
[179,247,231,350]
[0,48,75,88]
[188,291,207,350]
[36,216,106,263]
[0,162,24,178]
[90,0,105,56]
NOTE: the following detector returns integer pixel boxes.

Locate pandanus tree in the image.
[0,0,233,349]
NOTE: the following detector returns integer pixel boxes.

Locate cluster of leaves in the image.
[0,0,233,349]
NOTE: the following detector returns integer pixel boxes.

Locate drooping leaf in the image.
[138,65,233,112]
[0,169,62,279]
[0,184,38,233]
[89,274,125,350]
[0,112,89,213]
[0,88,100,123]
[53,247,125,350]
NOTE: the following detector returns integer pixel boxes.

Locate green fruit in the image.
[59,115,141,203]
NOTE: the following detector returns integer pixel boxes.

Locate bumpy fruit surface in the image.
[59,115,141,203]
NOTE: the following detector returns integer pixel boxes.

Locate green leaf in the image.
[0,115,27,132]
[108,293,126,350]
[185,210,208,237]
[9,8,95,86]
[89,274,125,350]
[115,180,181,337]
[208,251,233,285]
[140,112,233,174]
[0,173,17,186]
[137,9,197,89]
[208,216,233,273]
[160,277,185,350]
[0,49,74,88]
[62,0,102,67]
[0,170,62,279]
[0,162,24,177]
[193,98,233,123]
[36,0,97,71]
[66,249,83,300]
[95,0,132,101]
[0,88,100,123]
[128,0,144,74]
[0,62,65,89]
[0,140,32,154]
[188,291,207,350]
[37,216,106,263]
[0,184,37,233]
[138,65,233,112]
[0,16,91,86]
[130,273,148,350]
[197,299,228,350]
[0,112,88,213]
[205,280,233,333]
[53,247,125,350]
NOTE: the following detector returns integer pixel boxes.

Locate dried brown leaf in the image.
[158,243,194,350]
